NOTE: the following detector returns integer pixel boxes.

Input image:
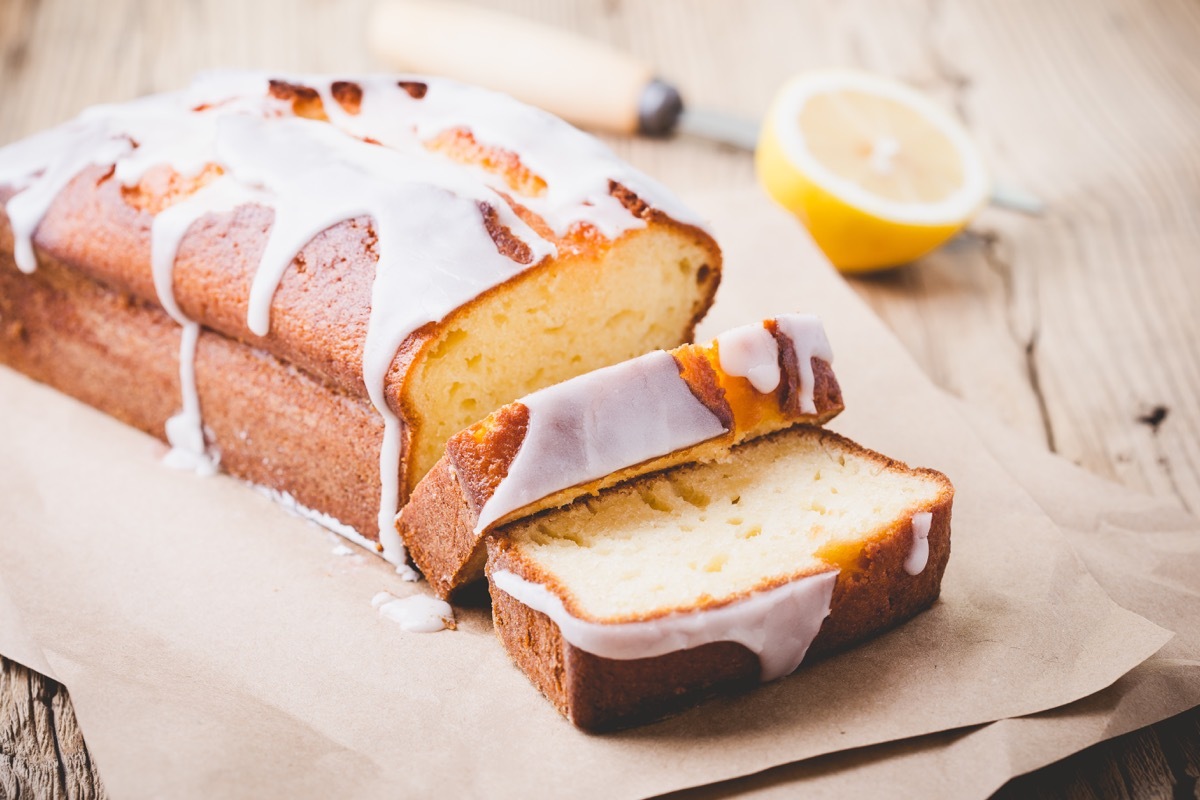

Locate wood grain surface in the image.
[1,0,1197,797]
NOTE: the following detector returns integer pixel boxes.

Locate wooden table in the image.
[1,0,1197,796]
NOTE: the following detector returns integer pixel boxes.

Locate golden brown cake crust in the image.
[485,428,954,731]
[401,441,492,591]
[399,348,844,599]
[445,402,531,518]
[0,236,388,538]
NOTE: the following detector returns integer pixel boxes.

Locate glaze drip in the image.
[0,122,131,273]
[151,177,263,474]
[717,314,833,407]
[774,314,834,415]
[492,568,838,681]
[716,322,782,393]
[371,591,455,633]
[904,511,933,575]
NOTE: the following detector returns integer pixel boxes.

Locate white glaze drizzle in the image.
[253,484,419,580]
[159,323,216,475]
[716,314,833,405]
[152,177,263,475]
[371,591,455,633]
[220,114,551,338]
[308,74,710,239]
[0,89,256,273]
[0,121,131,273]
[773,314,834,415]
[716,322,782,393]
[473,351,729,533]
[904,511,933,576]
[101,93,230,187]
[255,484,375,550]
[0,72,706,564]
[492,568,838,681]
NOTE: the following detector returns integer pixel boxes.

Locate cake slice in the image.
[397,314,845,598]
[486,426,953,730]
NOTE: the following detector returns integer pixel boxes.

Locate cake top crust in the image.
[0,73,709,375]
[0,71,707,296]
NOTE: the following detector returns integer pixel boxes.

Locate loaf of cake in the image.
[399,314,844,598]
[487,426,954,730]
[0,72,720,565]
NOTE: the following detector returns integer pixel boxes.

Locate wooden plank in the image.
[940,0,1200,512]
[0,656,105,799]
[995,724,1179,800]
[1158,710,1200,800]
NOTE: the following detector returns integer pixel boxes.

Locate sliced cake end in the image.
[486,426,953,730]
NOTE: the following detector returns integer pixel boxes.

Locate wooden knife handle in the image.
[367,0,663,135]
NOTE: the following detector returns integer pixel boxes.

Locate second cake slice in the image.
[398,314,845,598]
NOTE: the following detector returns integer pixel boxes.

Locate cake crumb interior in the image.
[406,226,716,493]
[505,429,943,621]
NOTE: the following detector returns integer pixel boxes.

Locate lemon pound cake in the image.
[398,314,844,598]
[486,427,953,730]
[0,72,719,566]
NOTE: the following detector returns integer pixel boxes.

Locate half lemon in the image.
[756,70,990,272]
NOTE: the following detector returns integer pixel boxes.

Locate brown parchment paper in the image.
[0,189,1182,799]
